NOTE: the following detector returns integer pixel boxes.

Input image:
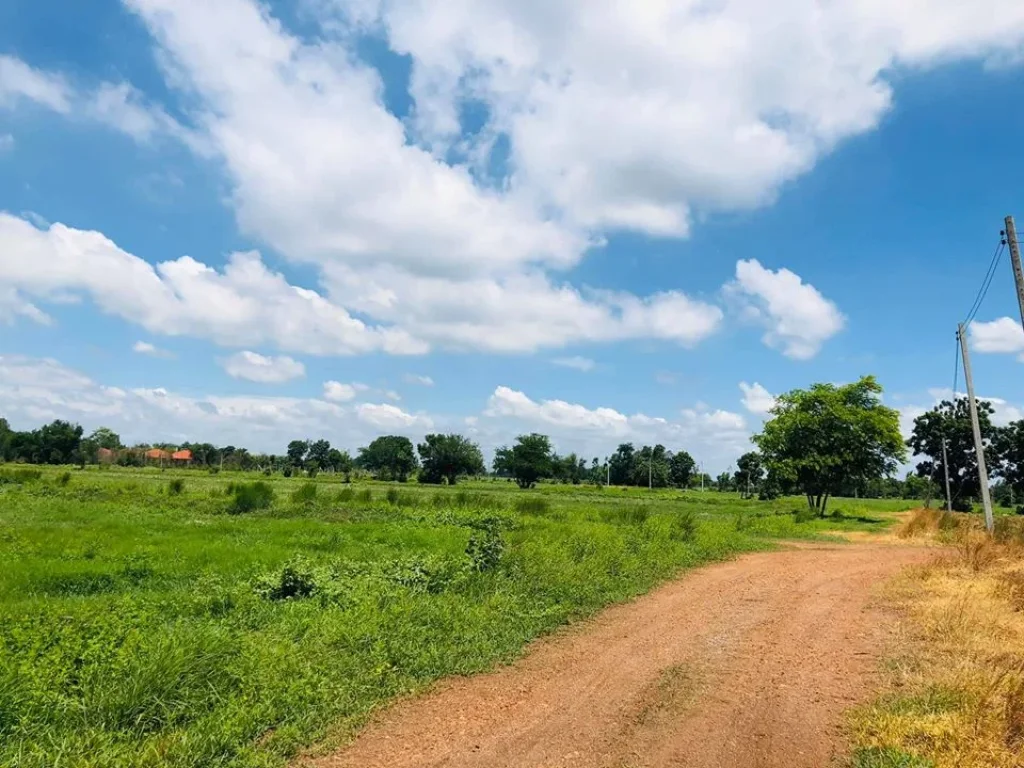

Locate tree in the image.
[417,434,485,485]
[32,420,84,464]
[909,398,996,513]
[358,436,419,481]
[608,443,635,486]
[715,472,733,492]
[755,376,905,516]
[669,450,696,488]
[88,427,122,451]
[308,439,332,471]
[734,451,764,498]
[992,419,1024,512]
[492,433,553,489]
[0,417,12,461]
[326,448,353,477]
[286,440,309,468]
[632,445,670,487]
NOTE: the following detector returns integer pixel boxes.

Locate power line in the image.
[963,240,1005,328]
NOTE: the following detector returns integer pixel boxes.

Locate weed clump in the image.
[254,556,320,601]
[669,510,698,542]
[466,518,505,572]
[167,478,185,496]
[227,481,274,515]
[0,468,43,485]
[57,471,72,487]
[292,482,318,505]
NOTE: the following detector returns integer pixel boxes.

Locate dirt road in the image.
[310,542,929,768]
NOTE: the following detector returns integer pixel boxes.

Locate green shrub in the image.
[253,556,320,600]
[167,478,185,496]
[0,468,43,485]
[336,487,354,502]
[600,505,650,526]
[386,488,400,505]
[669,510,698,542]
[307,467,319,479]
[515,496,550,515]
[793,507,816,524]
[292,482,318,505]
[56,471,72,487]
[282,466,293,478]
[356,488,373,504]
[466,518,505,572]
[227,482,274,514]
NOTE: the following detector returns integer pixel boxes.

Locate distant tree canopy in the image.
[357,435,419,482]
[908,398,996,513]
[755,376,905,515]
[493,433,554,489]
[417,433,485,485]
[734,451,764,498]
[669,450,696,489]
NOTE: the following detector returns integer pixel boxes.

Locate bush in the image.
[167,478,185,496]
[466,518,505,572]
[292,482,318,505]
[253,556,320,601]
[336,487,354,503]
[793,507,816,524]
[282,466,293,478]
[356,488,373,504]
[386,488,400,505]
[669,510,698,542]
[207,467,220,475]
[599,505,649,526]
[0,468,43,485]
[307,467,318,479]
[514,496,550,515]
[227,482,274,515]
[57,471,72,487]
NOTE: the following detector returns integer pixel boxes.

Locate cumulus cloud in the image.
[403,374,434,386]
[739,381,776,414]
[970,317,1024,357]
[483,386,750,470]
[220,351,305,383]
[727,260,845,359]
[0,213,424,356]
[0,355,429,451]
[132,340,175,359]
[552,356,596,372]
[322,381,361,402]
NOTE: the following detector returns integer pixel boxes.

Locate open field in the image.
[849,510,1024,768]
[0,466,917,768]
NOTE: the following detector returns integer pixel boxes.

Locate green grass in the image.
[0,467,916,767]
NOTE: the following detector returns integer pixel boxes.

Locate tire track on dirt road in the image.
[307,542,930,768]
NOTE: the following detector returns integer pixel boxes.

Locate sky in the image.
[3,0,1024,473]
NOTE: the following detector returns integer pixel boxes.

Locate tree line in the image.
[3,374,1023,511]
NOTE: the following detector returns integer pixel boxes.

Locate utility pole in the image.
[606,458,610,488]
[958,324,995,534]
[648,453,652,490]
[1005,216,1024,335]
[700,463,704,492]
[940,438,953,514]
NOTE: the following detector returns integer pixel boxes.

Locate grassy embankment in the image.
[0,465,913,768]
[850,509,1024,768]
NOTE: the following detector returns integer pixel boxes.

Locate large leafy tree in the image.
[734,451,764,498]
[286,440,309,468]
[417,434,485,485]
[307,439,332,470]
[326,448,353,477]
[755,376,905,515]
[992,419,1024,511]
[608,443,635,486]
[632,445,670,487]
[358,436,419,481]
[668,450,696,489]
[908,398,996,513]
[493,433,553,489]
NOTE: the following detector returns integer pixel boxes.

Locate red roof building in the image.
[145,449,171,461]
[171,449,193,462]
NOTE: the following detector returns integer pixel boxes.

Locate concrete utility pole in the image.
[941,438,953,514]
[958,324,995,534]
[1005,216,1024,336]
[648,453,652,490]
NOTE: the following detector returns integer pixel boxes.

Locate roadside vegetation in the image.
[850,509,1024,768]
[0,467,913,768]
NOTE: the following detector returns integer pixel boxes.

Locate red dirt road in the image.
[309,543,928,768]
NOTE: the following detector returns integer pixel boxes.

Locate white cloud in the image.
[323,381,359,402]
[0,134,13,152]
[552,356,596,372]
[132,340,175,359]
[404,374,434,386]
[727,259,845,359]
[355,402,432,430]
[0,287,52,326]
[0,54,191,146]
[970,317,1024,357]
[0,355,430,451]
[739,381,776,414]
[220,350,305,383]
[0,213,424,356]
[483,386,750,470]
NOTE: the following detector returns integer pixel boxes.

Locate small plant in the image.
[386,488,400,505]
[793,507,816,524]
[669,510,698,542]
[336,487,354,502]
[292,482,318,505]
[307,467,319,479]
[262,468,272,476]
[466,518,505,572]
[282,466,293,478]
[253,556,319,601]
[167,478,185,496]
[57,471,72,487]
[734,510,752,531]
[228,481,275,515]
[356,488,373,504]
[208,466,220,475]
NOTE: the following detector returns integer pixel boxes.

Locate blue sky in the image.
[3,0,1024,471]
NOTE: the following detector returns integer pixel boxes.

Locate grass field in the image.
[0,466,917,768]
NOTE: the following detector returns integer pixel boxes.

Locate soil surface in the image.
[308,542,929,768]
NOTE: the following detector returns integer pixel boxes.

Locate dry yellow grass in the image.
[849,510,1024,768]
